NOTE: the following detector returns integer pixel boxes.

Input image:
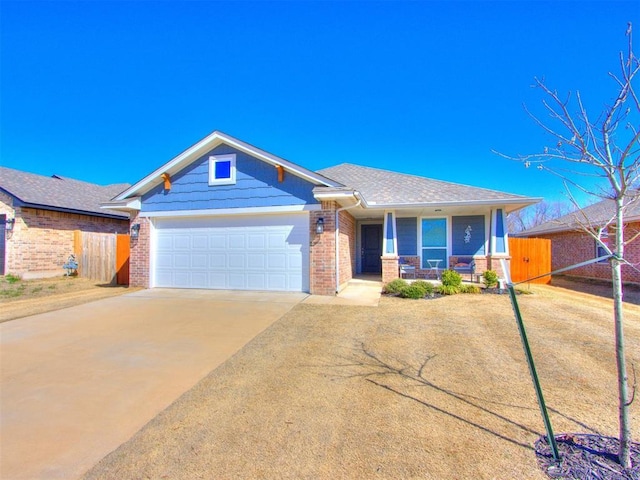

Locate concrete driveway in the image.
[0,288,306,480]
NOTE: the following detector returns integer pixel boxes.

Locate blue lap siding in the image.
[451,215,486,255]
[141,145,317,212]
[397,217,418,255]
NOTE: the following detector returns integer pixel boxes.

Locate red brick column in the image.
[309,202,337,295]
[337,209,356,287]
[129,214,150,288]
[381,255,399,284]
[487,255,510,280]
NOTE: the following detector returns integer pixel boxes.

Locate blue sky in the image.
[1,1,638,205]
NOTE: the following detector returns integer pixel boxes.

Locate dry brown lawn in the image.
[82,283,640,480]
[0,275,140,323]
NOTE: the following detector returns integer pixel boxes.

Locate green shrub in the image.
[460,284,481,294]
[482,270,499,288]
[383,278,409,294]
[400,283,428,299]
[438,284,460,295]
[441,269,462,288]
[4,273,21,284]
[412,279,434,295]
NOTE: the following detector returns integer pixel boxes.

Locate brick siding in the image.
[129,213,151,288]
[533,223,640,284]
[486,255,509,280]
[338,209,356,288]
[310,202,337,295]
[1,198,129,276]
[381,256,400,284]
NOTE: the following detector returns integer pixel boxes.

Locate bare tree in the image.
[507,200,573,233]
[498,23,638,469]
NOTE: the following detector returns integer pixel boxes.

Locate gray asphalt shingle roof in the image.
[521,196,640,235]
[316,163,532,205]
[0,166,130,219]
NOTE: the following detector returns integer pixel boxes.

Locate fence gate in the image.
[116,234,130,285]
[74,231,130,285]
[508,237,551,284]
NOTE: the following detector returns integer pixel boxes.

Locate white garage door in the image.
[152,213,309,292]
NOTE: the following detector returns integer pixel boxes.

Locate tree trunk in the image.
[613,202,632,469]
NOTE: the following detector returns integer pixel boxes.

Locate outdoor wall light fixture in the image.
[5,218,15,232]
[130,223,141,238]
[316,218,324,234]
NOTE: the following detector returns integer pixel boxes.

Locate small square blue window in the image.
[209,154,236,185]
[215,160,231,179]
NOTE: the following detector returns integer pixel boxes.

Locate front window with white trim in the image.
[209,154,236,185]
[421,218,448,269]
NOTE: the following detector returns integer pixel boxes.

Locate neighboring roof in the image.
[316,163,539,209]
[0,166,130,219]
[520,196,640,236]
[112,131,341,202]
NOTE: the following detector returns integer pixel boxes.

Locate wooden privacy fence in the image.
[73,231,130,285]
[508,237,551,284]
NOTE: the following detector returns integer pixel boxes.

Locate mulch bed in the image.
[535,434,640,479]
[382,286,515,300]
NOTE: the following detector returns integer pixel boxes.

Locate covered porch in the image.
[348,206,512,285]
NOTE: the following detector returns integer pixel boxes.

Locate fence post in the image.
[73,230,82,276]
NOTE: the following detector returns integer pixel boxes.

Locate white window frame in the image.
[209,154,236,186]
[419,217,449,269]
[595,227,610,263]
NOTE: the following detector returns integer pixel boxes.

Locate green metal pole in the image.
[506,284,560,462]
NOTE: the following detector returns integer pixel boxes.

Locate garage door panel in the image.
[228,254,245,268]
[153,213,309,292]
[192,235,208,249]
[155,271,172,285]
[228,234,245,249]
[247,254,265,269]
[268,254,286,269]
[268,233,286,249]
[289,275,302,290]
[288,254,302,269]
[156,254,172,268]
[209,255,226,268]
[228,273,247,289]
[172,254,190,269]
[174,236,190,250]
[192,272,208,287]
[247,234,266,249]
[191,254,207,267]
[263,273,284,290]
[209,273,227,288]
[247,273,266,290]
[209,235,226,249]
[173,272,190,287]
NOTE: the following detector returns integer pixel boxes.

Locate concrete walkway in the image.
[0,289,306,480]
[303,276,383,306]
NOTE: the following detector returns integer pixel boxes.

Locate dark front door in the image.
[361,224,382,273]
[0,215,6,275]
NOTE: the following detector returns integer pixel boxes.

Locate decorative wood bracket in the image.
[275,165,285,183]
[161,173,171,190]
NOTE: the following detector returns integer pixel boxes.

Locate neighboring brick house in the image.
[104,131,539,295]
[0,167,130,278]
[518,198,640,285]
